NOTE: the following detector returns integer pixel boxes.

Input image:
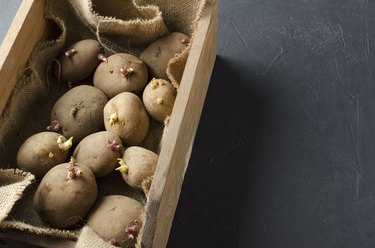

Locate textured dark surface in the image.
[2,0,375,248]
[169,0,375,248]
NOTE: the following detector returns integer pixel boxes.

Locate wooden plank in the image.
[0,231,75,248]
[141,0,218,247]
[0,0,47,115]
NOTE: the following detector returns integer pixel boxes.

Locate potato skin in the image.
[142,79,176,122]
[93,53,148,98]
[33,163,97,228]
[119,146,158,194]
[55,39,102,83]
[51,85,108,143]
[103,92,149,146]
[17,132,69,178]
[140,32,190,79]
[87,195,143,247]
[73,131,123,177]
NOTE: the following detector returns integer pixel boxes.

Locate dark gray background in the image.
[2,0,375,248]
[170,0,375,248]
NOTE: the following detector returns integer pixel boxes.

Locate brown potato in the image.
[142,78,176,123]
[33,159,97,228]
[87,195,143,247]
[103,92,149,146]
[93,53,148,98]
[54,39,102,83]
[17,132,72,178]
[50,85,108,143]
[73,131,123,177]
[117,146,158,194]
[140,32,190,79]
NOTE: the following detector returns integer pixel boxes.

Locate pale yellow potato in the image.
[17,132,70,178]
[33,162,97,228]
[142,78,176,123]
[55,39,102,83]
[50,85,108,143]
[87,195,143,248]
[140,32,190,79]
[93,53,148,98]
[117,146,158,194]
[103,92,149,146]
[73,131,123,177]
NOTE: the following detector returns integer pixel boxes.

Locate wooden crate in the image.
[0,0,218,247]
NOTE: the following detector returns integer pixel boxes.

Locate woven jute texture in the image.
[0,170,34,223]
[0,0,204,246]
[75,226,115,248]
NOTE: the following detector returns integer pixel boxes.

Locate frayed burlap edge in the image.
[0,220,79,240]
[75,226,116,248]
[166,0,206,89]
[167,46,191,89]
[0,169,35,223]
[68,0,168,52]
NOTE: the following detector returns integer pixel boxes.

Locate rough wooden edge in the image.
[140,0,218,247]
[0,0,47,115]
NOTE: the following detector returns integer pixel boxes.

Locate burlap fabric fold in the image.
[0,170,34,223]
[75,226,116,248]
[0,0,204,246]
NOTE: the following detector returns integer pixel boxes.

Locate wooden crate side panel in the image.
[0,0,47,114]
[141,0,218,247]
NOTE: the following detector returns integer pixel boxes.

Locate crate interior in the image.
[0,0,204,242]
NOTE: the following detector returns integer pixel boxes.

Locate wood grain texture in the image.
[140,0,218,247]
[0,0,46,114]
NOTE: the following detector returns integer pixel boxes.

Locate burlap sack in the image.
[0,170,34,223]
[75,226,116,248]
[0,0,205,246]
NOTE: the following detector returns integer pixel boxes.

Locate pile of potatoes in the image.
[16,32,189,247]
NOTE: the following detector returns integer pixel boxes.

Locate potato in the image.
[103,92,149,146]
[73,131,123,177]
[50,85,108,143]
[33,159,97,228]
[142,78,176,123]
[87,195,143,247]
[140,32,190,79]
[16,132,72,178]
[93,53,148,98]
[117,146,158,194]
[54,39,102,83]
